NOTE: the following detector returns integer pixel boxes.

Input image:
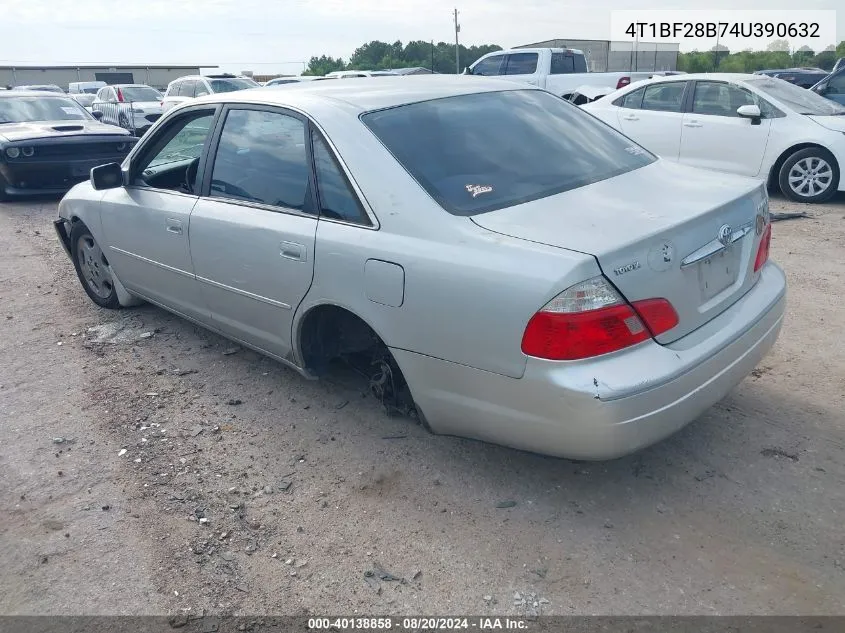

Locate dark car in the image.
[753,68,829,88]
[811,66,845,106]
[0,92,137,201]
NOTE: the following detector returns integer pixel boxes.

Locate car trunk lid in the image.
[471,161,769,343]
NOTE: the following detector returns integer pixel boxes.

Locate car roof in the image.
[192,75,538,113]
[0,90,69,98]
[108,84,158,88]
[638,73,767,85]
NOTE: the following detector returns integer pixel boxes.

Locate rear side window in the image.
[641,82,686,112]
[362,90,654,216]
[312,132,368,225]
[504,53,538,75]
[209,109,312,211]
[550,53,574,74]
[166,81,181,97]
[178,81,196,98]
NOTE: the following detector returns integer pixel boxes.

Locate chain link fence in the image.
[516,39,679,72]
[91,101,162,137]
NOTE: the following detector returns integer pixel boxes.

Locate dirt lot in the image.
[1,193,844,617]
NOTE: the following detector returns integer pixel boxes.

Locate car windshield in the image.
[81,87,101,94]
[119,86,163,101]
[0,96,90,123]
[209,78,259,93]
[748,78,845,115]
[362,89,655,216]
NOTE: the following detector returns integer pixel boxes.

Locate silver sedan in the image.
[55,77,786,460]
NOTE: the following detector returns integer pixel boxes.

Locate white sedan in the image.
[582,73,845,203]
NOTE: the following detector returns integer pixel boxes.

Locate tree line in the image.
[678,40,845,73]
[303,40,501,76]
[303,39,845,76]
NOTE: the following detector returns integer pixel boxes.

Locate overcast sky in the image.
[1,0,841,74]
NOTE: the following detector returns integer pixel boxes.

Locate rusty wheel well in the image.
[298,305,416,417]
[768,143,840,189]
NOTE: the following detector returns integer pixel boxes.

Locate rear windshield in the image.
[361,90,655,215]
[120,86,163,102]
[209,78,259,93]
[0,96,90,123]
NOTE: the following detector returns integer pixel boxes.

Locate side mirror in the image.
[814,84,828,95]
[91,110,104,120]
[463,66,471,75]
[90,162,124,190]
[737,104,762,124]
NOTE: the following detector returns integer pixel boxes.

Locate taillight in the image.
[117,88,124,102]
[521,277,678,361]
[754,223,772,272]
[616,76,631,89]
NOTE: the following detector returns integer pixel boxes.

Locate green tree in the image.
[340,39,502,74]
[303,55,347,76]
[837,40,845,58]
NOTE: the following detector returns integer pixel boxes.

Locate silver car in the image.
[54,77,786,460]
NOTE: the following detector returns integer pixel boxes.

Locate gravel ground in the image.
[1,193,844,617]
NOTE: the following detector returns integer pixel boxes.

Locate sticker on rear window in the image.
[465,184,493,198]
[61,107,79,114]
[624,146,646,156]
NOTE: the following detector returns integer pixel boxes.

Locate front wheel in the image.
[70,222,121,309]
[0,173,10,202]
[778,148,839,203]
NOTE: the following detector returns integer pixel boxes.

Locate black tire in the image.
[70,222,121,309]
[778,147,839,203]
[118,113,130,130]
[0,172,11,202]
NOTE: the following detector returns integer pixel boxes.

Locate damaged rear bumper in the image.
[393,262,786,460]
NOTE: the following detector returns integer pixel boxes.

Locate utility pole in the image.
[453,8,460,74]
[431,40,435,74]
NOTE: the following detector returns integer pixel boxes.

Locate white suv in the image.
[161,74,260,112]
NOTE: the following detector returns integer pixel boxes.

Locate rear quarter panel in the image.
[296,102,601,378]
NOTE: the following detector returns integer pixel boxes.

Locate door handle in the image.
[684,120,703,127]
[280,241,306,262]
[622,114,639,121]
[165,219,183,235]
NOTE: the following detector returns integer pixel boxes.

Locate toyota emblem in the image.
[717,224,732,246]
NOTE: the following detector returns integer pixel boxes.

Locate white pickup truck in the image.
[466,47,654,103]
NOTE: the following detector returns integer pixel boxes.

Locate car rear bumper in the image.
[393,262,786,460]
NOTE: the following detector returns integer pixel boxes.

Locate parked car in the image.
[811,66,845,105]
[264,76,321,87]
[773,69,829,88]
[0,91,135,201]
[161,74,260,112]
[69,81,106,95]
[12,84,64,93]
[324,70,398,79]
[54,77,785,459]
[92,84,164,135]
[69,93,97,110]
[583,73,845,203]
[466,48,653,103]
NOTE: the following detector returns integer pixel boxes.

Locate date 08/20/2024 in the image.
[624,21,821,39]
